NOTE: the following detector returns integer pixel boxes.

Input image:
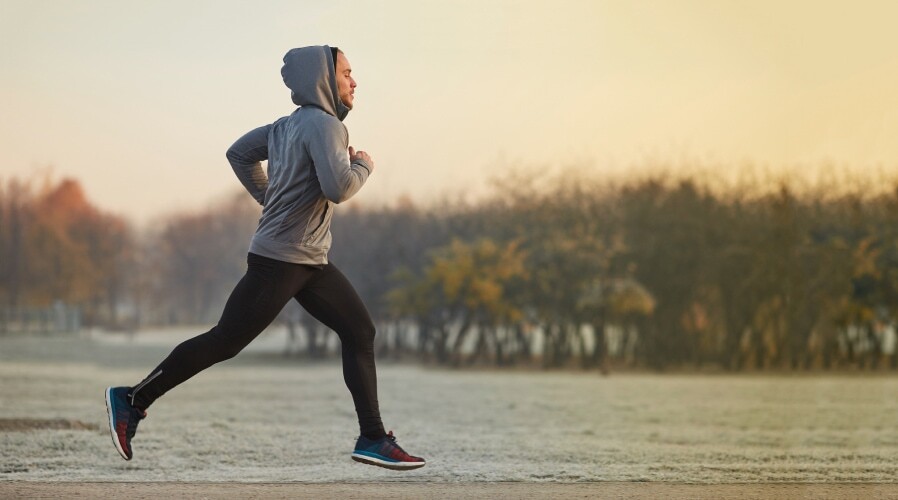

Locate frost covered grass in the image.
[1,331,898,483]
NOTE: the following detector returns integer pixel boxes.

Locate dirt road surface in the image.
[3,482,898,500]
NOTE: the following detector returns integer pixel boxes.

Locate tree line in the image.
[2,166,898,371]
[0,176,131,327]
[331,168,898,372]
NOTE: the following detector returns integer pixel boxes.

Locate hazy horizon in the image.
[3,0,898,223]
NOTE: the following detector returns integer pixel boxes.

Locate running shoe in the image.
[104,386,146,461]
[351,430,426,470]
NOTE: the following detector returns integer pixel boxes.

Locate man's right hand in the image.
[349,146,374,172]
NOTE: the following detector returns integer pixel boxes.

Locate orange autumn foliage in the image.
[0,176,133,323]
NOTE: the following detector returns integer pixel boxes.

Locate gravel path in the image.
[4,481,898,499]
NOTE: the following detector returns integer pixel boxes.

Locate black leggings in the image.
[128,252,384,439]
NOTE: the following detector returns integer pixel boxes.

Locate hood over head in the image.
[281,45,350,121]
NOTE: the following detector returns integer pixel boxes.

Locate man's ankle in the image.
[361,429,386,440]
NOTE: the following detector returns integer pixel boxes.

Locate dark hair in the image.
[330,47,340,71]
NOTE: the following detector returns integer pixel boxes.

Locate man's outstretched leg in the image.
[296,263,425,470]
[105,253,310,460]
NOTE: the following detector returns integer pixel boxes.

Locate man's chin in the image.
[342,97,354,109]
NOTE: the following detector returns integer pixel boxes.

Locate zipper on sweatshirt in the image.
[304,203,330,244]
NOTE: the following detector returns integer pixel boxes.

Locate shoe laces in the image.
[385,431,408,454]
[126,409,146,440]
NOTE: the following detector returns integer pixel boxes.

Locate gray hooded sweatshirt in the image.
[226,45,371,265]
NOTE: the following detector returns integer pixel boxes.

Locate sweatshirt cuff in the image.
[352,158,372,174]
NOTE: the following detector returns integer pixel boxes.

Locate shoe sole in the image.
[351,454,426,470]
[105,387,131,461]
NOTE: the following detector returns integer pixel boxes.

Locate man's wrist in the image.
[352,158,372,173]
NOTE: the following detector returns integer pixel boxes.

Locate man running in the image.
[105,45,425,471]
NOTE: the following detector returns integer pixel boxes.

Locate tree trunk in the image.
[591,322,610,374]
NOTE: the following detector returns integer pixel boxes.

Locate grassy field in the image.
[1,331,898,484]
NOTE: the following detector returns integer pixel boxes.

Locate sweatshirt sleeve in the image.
[307,116,371,204]
[226,124,271,205]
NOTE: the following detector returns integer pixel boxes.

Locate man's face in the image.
[335,51,356,109]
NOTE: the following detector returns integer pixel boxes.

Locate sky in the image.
[2,0,898,223]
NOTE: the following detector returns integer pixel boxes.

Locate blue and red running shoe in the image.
[351,431,426,470]
[104,386,146,461]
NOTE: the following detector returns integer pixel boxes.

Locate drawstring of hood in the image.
[281,45,350,121]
